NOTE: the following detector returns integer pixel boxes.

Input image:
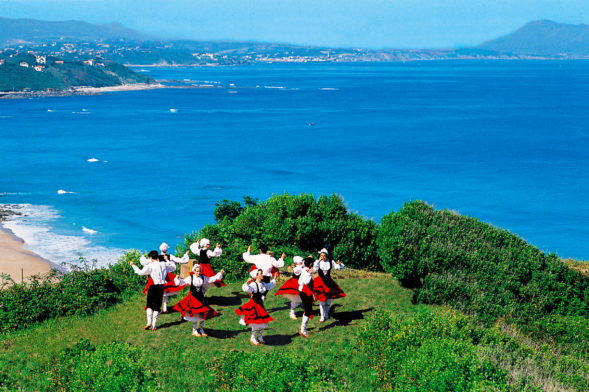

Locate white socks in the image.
[325,300,332,318]
[301,315,309,334]
[152,311,159,329]
[146,308,153,325]
[163,297,169,312]
[319,303,326,321]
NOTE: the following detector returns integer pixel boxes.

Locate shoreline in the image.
[0,82,167,100]
[0,224,53,284]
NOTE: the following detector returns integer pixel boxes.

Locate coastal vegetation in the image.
[0,53,153,92]
[0,194,587,391]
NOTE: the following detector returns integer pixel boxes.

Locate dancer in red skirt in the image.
[190,238,226,287]
[298,257,316,337]
[141,243,189,313]
[173,264,224,337]
[313,248,346,322]
[274,256,305,319]
[235,269,276,345]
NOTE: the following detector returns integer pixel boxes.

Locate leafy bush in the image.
[209,350,342,391]
[179,193,380,281]
[0,250,144,333]
[377,201,589,323]
[48,339,157,392]
[358,309,511,391]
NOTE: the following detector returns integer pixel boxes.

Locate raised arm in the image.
[333,260,345,270]
[312,260,320,273]
[170,251,189,264]
[204,270,224,285]
[263,279,276,291]
[272,252,285,269]
[174,274,191,286]
[242,281,255,293]
[132,263,151,276]
[164,261,177,273]
[242,246,257,264]
[207,245,223,258]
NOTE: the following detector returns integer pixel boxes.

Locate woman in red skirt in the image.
[313,248,346,322]
[235,269,276,345]
[274,255,304,319]
[190,238,226,287]
[173,264,224,337]
[298,257,316,337]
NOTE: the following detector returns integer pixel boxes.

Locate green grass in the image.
[1,269,586,391]
[0,269,416,391]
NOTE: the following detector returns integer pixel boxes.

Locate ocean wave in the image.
[0,204,126,269]
[87,158,100,162]
[264,86,286,89]
[169,108,178,113]
[318,87,339,90]
[82,226,98,234]
[57,189,76,195]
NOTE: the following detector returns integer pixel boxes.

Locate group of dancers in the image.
[130,239,346,345]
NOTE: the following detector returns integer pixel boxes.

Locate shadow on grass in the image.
[205,328,249,339]
[318,306,374,331]
[155,318,186,330]
[267,304,290,313]
[264,332,299,346]
[207,295,244,306]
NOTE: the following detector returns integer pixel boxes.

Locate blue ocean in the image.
[1,61,588,266]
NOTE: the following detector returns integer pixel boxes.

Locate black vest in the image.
[190,275,205,303]
[251,282,264,304]
[318,260,338,289]
[199,249,211,265]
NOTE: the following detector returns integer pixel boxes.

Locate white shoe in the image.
[289,312,297,320]
[250,337,259,346]
[192,330,201,337]
[319,317,325,323]
[199,328,208,337]
[239,318,246,326]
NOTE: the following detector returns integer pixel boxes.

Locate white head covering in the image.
[192,263,201,272]
[293,256,304,265]
[159,242,169,253]
[189,243,200,254]
[318,248,329,255]
[200,238,211,247]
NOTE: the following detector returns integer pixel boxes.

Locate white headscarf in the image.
[159,242,169,253]
[200,238,210,247]
[192,263,201,272]
[293,256,304,265]
[318,248,329,255]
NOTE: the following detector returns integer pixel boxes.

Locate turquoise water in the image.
[1,61,588,265]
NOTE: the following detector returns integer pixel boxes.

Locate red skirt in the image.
[234,298,274,325]
[142,272,186,296]
[200,263,226,287]
[313,276,346,302]
[173,293,218,320]
[274,277,299,297]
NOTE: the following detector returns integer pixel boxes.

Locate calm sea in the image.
[1,61,588,266]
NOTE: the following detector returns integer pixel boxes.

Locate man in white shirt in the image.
[242,244,286,283]
[131,250,176,331]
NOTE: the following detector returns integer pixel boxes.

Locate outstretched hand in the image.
[281,252,286,259]
[335,259,341,264]
[247,245,252,252]
[247,278,254,284]
[216,243,221,248]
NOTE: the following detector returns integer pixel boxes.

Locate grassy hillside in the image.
[0,53,153,92]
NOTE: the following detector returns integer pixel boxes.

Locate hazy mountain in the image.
[478,20,589,57]
[0,17,148,46]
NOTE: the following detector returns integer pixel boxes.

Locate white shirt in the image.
[313,259,345,273]
[242,251,284,277]
[242,279,276,294]
[175,271,223,293]
[132,259,176,285]
[298,267,313,291]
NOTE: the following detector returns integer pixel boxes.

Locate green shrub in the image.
[209,350,343,391]
[48,339,157,392]
[179,193,380,279]
[0,250,144,333]
[377,201,589,323]
[358,309,511,391]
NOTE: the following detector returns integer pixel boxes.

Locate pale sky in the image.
[1,0,589,48]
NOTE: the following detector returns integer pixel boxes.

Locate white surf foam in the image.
[319,87,339,90]
[169,108,178,113]
[87,158,100,162]
[82,226,98,234]
[57,189,75,194]
[1,204,126,269]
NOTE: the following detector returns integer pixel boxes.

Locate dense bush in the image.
[179,193,380,281]
[209,350,342,391]
[377,201,589,323]
[48,339,157,392]
[359,309,589,392]
[0,250,145,333]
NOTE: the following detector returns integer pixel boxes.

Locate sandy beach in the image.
[0,227,52,284]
